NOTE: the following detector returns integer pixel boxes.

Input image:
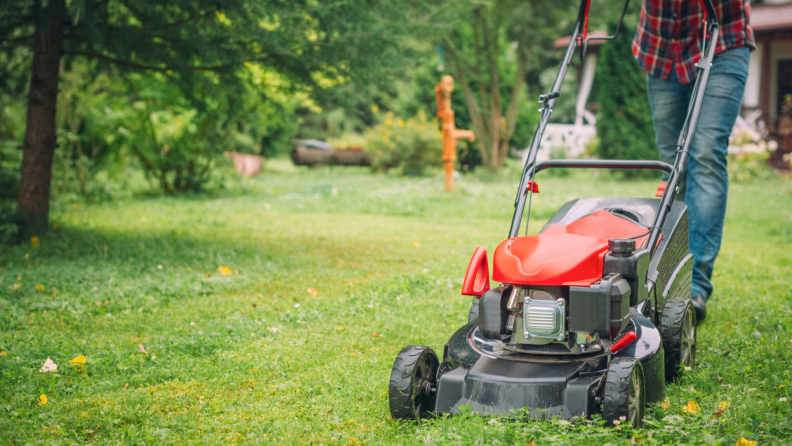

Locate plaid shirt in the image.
[632,0,755,84]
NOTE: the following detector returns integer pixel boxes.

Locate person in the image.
[632,0,754,323]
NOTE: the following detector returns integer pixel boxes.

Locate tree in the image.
[438,0,575,170]
[1,0,406,237]
[595,22,657,171]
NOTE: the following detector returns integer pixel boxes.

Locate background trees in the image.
[2,0,407,236]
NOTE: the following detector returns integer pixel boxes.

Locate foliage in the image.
[595,23,657,173]
[0,165,791,443]
[364,111,442,176]
[439,0,576,170]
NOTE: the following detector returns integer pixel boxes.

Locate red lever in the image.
[526,181,540,193]
[610,331,637,354]
[656,181,667,197]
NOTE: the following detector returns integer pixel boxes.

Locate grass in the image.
[1,160,791,445]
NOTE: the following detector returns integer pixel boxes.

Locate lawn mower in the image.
[389,0,719,427]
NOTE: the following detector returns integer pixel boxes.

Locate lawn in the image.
[2,161,791,445]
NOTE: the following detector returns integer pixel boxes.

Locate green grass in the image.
[1,160,791,445]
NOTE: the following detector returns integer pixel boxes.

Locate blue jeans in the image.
[646,46,750,301]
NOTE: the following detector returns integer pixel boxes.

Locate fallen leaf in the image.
[335,327,346,331]
[40,358,57,373]
[682,400,701,414]
[325,408,333,415]
[205,274,210,278]
[69,355,87,365]
[52,290,57,297]
[10,283,21,291]
[725,322,731,330]
[373,332,381,337]
[31,236,40,248]
[122,383,129,389]
[218,266,232,276]
[306,287,318,296]
[525,440,536,446]
[736,437,757,446]
[718,401,730,411]
[718,376,724,382]
[38,394,47,406]
[138,344,148,355]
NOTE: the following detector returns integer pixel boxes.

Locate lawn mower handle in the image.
[510,0,720,258]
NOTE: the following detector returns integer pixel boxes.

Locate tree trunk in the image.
[16,0,64,239]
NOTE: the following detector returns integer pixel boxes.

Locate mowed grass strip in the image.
[1,164,791,445]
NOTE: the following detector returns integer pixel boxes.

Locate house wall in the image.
[744,42,763,108]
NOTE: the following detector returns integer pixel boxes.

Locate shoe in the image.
[691,292,707,324]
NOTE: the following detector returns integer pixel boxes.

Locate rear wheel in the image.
[660,297,696,382]
[389,346,439,420]
[603,358,645,428]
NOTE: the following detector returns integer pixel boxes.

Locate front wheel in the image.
[389,345,439,420]
[603,357,645,428]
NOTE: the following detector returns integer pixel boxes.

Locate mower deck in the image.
[434,308,664,418]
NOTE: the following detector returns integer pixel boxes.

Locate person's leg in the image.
[685,46,750,302]
[646,69,694,195]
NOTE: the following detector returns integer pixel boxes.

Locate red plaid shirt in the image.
[632,0,755,84]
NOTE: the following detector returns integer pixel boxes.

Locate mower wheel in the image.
[660,297,696,382]
[603,358,645,428]
[389,345,439,420]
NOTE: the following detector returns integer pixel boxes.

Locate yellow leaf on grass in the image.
[35,285,45,291]
[38,394,47,406]
[10,283,21,291]
[718,401,730,411]
[682,400,701,414]
[218,266,232,276]
[69,355,87,365]
[31,236,40,248]
[736,438,757,446]
[307,287,318,296]
[138,344,148,355]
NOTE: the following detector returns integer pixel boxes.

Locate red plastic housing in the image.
[492,210,650,286]
[461,246,490,297]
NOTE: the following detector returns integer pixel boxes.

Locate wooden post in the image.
[435,75,475,192]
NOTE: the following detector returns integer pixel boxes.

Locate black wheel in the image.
[468,297,479,323]
[659,297,696,382]
[389,345,439,420]
[603,358,645,428]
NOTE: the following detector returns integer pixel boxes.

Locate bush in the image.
[364,111,442,176]
[595,23,657,174]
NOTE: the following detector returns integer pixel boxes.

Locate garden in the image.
[2,0,792,444]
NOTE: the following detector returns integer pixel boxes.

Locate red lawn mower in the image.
[389,0,719,427]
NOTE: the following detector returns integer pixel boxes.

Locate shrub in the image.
[364,111,442,176]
